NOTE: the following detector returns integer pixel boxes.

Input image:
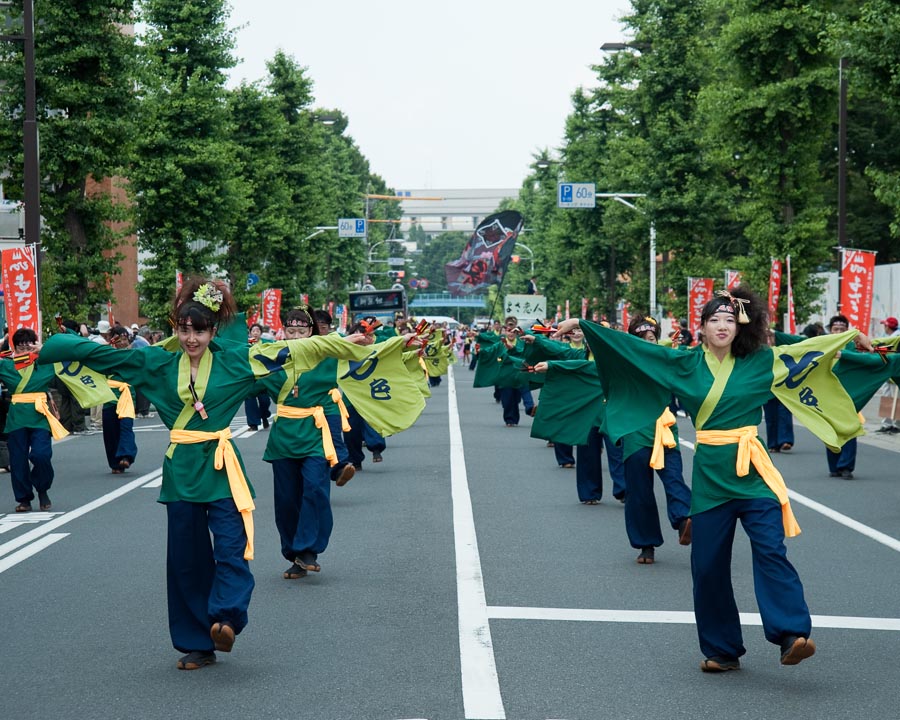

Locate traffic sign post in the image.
[338,218,367,238]
[557,183,596,209]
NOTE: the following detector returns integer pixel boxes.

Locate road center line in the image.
[448,365,506,720]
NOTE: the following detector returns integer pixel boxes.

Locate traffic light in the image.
[387,270,406,280]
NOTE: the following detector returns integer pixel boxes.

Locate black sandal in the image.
[15,503,32,513]
[283,562,307,579]
[296,552,321,572]
[177,650,216,670]
[636,547,655,564]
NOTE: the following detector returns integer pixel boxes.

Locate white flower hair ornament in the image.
[193,283,224,312]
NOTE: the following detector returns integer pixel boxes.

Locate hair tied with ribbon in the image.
[193,283,223,312]
[716,290,751,324]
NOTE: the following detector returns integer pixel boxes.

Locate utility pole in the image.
[1,1,41,273]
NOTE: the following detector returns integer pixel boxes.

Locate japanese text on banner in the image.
[1,246,40,335]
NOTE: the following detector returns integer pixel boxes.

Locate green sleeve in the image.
[773,330,806,345]
[580,320,690,442]
[523,335,586,364]
[37,334,168,387]
[530,360,605,445]
[834,351,900,411]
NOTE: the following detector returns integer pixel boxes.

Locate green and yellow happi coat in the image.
[0,357,116,433]
[580,321,863,524]
[260,360,340,462]
[421,329,454,377]
[260,335,427,459]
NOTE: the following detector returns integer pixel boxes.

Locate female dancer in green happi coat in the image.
[38,278,376,671]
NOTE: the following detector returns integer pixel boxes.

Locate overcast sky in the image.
[226,0,633,190]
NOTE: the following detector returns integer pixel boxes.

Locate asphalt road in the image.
[1,366,899,720]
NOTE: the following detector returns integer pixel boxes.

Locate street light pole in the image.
[595,193,656,318]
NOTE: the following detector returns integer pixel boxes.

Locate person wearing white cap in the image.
[91,320,111,345]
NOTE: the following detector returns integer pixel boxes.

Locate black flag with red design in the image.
[444,211,524,297]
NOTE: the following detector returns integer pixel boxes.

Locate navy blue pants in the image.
[554,442,576,466]
[826,438,856,473]
[344,403,386,466]
[764,398,795,450]
[499,387,534,426]
[166,498,254,654]
[325,412,350,481]
[623,446,691,548]
[244,393,271,427]
[691,497,810,660]
[102,406,137,470]
[602,433,626,499]
[7,427,53,504]
[272,456,332,561]
[575,427,604,502]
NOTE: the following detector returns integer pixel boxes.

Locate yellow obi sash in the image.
[329,388,351,432]
[168,428,256,560]
[695,425,801,537]
[649,407,677,470]
[275,404,338,466]
[107,380,136,419]
[11,392,69,440]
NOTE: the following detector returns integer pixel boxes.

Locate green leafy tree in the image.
[132,0,248,326]
[0,0,138,320]
[698,0,836,323]
[832,1,900,258]
[224,81,294,312]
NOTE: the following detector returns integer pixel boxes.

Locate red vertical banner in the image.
[246,303,260,327]
[840,248,876,331]
[260,288,283,332]
[580,297,588,320]
[2,246,40,335]
[555,304,561,322]
[621,302,630,330]
[175,270,183,294]
[725,270,743,291]
[327,301,334,320]
[786,255,796,334]
[688,277,714,341]
[767,259,782,320]
[301,293,309,306]
[564,299,570,320]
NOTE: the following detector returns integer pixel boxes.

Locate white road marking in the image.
[787,489,900,552]
[0,511,63,534]
[0,469,162,560]
[487,606,900,631]
[448,365,506,720]
[0,533,69,574]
